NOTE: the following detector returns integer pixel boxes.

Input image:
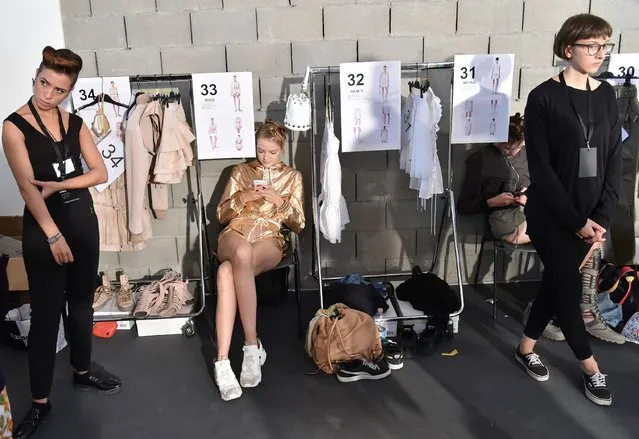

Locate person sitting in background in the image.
[213,119,305,402]
[457,114,566,341]
[458,113,530,244]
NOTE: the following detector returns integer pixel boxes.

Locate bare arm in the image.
[2,120,59,238]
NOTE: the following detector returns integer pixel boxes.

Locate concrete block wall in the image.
[60,0,639,286]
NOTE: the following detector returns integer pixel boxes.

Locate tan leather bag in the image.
[305,303,383,374]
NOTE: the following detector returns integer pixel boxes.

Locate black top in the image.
[4,111,92,225]
[457,144,530,216]
[523,78,622,233]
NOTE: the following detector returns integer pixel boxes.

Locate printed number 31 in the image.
[347,74,364,86]
[460,66,476,80]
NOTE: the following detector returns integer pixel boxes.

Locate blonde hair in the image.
[255,118,287,149]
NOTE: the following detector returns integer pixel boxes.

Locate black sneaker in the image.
[583,372,612,406]
[336,358,391,383]
[515,349,549,382]
[383,340,404,370]
[14,402,52,439]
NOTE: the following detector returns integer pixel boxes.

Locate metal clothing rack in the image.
[91,74,210,337]
[308,62,465,325]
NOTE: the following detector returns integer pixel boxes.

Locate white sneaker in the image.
[240,340,267,388]
[214,359,242,401]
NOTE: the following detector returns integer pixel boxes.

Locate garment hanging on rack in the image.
[124,94,156,240]
[152,101,195,185]
[89,174,151,251]
[400,86,444,209]
[318,96,349,244]
[609,81,639,264]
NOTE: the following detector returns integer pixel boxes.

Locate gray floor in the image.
[2,284,639,439]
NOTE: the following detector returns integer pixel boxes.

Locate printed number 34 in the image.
[101,143,123,169]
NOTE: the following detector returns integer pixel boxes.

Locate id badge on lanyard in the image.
[559,72,597,178]
[27,99,80,204]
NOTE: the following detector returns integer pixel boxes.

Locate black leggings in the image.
[523,227,593,361]
[22,213,99,400]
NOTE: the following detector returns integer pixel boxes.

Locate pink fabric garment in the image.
[152,102,195,185]
[89,174,151,251]
[125,94,156,237]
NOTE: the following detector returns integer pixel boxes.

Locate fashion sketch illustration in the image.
[464,99,473,118]
[231,75,242,112]
[235,133,244,151]
[209,117,218,149]
[379,65,390,102]
[490,57,501,93]
[491,97,499,114]
[464,116,472,136]
[489,118,496,135]
[381,125,389,143]
[109,81,121,117]
[234,116,242,134]
[382,103,391,126]
[353,107,362,142]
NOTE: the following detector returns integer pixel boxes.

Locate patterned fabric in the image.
[0,387,12,438]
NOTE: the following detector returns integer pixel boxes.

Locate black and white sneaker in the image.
[515,349,549,382]
[336,358,391,383]
[383,340,404,370]
[583,372,612,406]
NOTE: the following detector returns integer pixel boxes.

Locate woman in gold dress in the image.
[213,119,305,401]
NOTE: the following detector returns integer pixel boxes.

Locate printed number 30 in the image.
[201,84,218,96]
[347,74,364,86]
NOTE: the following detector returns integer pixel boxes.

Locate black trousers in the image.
[523,226,593,361]
[22,212,99,399]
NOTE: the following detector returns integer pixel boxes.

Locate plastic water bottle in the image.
[374,308,387,341]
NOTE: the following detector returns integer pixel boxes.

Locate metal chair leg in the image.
[474,237,487,285]
[493,245,498,320]
[294,250,302,338]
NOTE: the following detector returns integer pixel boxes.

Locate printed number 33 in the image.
[201,83,218,96]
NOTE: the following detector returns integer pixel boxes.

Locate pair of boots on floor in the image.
[525,248,626,345]
[214,340,266,401]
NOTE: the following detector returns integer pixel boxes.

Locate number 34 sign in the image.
[71,76,132,192]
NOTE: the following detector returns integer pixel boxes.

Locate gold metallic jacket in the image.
[217,160,305,251]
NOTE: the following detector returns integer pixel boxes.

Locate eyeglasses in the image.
[572,42,615,56]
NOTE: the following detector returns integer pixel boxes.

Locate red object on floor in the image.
[93,322,118,339]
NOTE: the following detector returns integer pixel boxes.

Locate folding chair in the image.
[474,226,537,319]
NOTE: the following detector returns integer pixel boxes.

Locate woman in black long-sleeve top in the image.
[515,14,622,407]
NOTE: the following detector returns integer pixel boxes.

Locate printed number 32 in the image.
[347,74,364,86]
[201,84,218,96]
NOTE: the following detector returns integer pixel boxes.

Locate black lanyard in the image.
[559,71,593,149]
[27,98,70,178]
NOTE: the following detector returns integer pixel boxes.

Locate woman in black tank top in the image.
[1,46,122,439]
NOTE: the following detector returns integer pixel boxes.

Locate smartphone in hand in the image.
[253,179,267,188]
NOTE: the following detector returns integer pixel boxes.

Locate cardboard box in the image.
[0,235,29,292]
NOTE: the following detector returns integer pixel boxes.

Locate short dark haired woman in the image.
[515,14,622,407]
